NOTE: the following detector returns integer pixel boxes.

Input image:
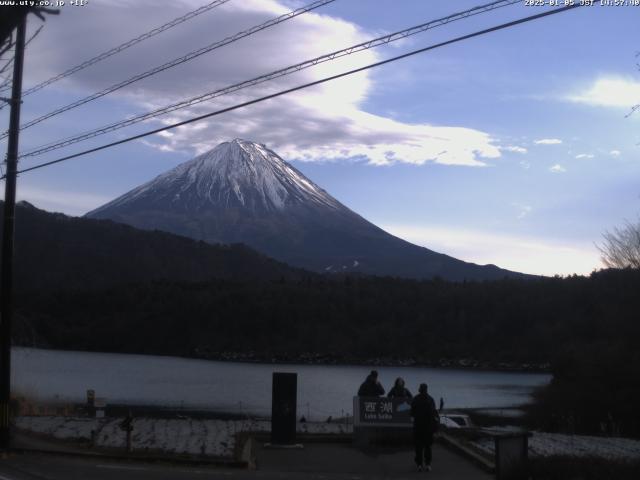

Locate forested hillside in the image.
[0,201,305,291]
[15,269,639,369]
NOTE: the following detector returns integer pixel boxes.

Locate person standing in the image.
[411,383,439,472]
[357,370,385,397]
[387,377,412,398]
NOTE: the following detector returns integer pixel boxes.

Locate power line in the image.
[7,4,582,179]
[0,55,15,78]
[0,70,12,92]
[25,25,44,47]
[0,25,43,91]
[0,36,12,59]
[1,0,336,137]
[0,0,233,98]
[19,0,522,159]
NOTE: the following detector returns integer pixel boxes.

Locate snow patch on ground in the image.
[15,416,352,458]
[17,416,640,462]
[471,430,640,461]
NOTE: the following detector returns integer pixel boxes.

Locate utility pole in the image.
[0,15,26,450]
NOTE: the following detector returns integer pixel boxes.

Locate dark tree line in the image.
[5,202,640,436]
[527,342,640,438]
[0,201,306,292]
[12,268,640,436]
[15,269,639,365]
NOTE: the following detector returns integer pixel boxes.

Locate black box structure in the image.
[270,372,297,445]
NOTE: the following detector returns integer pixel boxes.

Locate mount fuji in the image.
[87,139,523,280]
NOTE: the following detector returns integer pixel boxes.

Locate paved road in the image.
[0,443,492,480]
[255,443,493,479]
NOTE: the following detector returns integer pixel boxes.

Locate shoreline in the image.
[191,351,551,373]
[13,345,551,373]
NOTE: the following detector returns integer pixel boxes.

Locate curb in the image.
[9,446,248,469]
[239,436,256,470]
[438,433,495,473]
[250,432,353,444]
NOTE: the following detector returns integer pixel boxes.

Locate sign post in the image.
[86,389,95,417]
[353,396,413,446]
[353,396,413,427]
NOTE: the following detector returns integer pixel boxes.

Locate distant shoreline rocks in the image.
[191,349,550,373]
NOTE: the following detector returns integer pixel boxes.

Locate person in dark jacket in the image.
[410,383,439,471]
[387,377,412,398]
[357,370,385,397]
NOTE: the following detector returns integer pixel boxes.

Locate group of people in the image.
[358,370,440,472]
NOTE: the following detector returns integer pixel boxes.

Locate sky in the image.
[1,0,639,276]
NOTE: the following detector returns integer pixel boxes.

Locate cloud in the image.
[140,139,176,152]
[382,224,601,276]
[566,76,640,109]
[534,138,563,145]
[549,164,566,173]
[502,145,527,154]
[575,153,594,159]
[609,150,621,157]
[512,203,532,220]
[21,0,502,168]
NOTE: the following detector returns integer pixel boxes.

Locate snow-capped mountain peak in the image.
[87,139,524,281]
[90,139,340,215]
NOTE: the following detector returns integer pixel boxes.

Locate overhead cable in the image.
[8,4,582,178]
[1,0,335,137]
[0,0,234,97]
[19,0,521,158]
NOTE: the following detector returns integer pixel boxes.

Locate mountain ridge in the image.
[87,139,527,281]
[2,200,305,292]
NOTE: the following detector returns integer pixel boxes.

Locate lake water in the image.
[12,347,550,419]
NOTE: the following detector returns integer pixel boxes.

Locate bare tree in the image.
[598,219,640,269]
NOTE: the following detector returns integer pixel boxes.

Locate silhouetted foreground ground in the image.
[0,443,492,480]
[253,442,492,479]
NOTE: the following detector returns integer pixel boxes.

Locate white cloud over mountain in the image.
[20,0,502,168]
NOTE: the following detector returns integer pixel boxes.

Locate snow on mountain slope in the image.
[90,139,341,215]
[87,139,525,280]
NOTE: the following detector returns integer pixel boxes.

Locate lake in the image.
[12,347,550,419]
